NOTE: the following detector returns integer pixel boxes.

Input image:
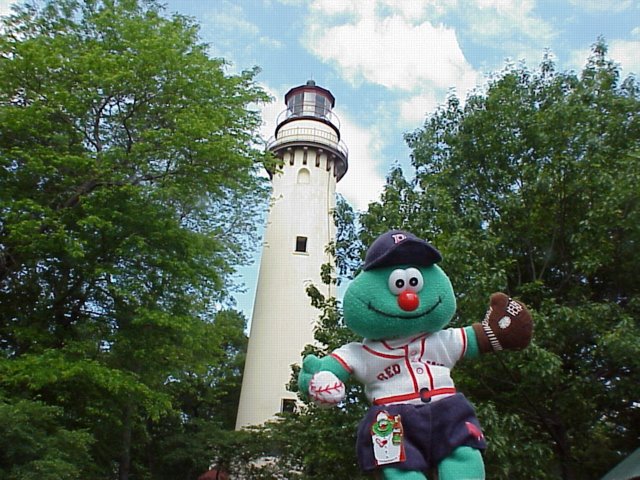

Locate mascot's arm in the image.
[463,325,482,359]
[298,354,351,400]
[467,293,533,356]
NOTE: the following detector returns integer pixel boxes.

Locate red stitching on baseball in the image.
[310,378,344,404]
[312,382,342,394]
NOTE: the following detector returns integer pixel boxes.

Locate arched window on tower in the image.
[297,168,310,184]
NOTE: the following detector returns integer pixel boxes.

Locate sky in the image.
[1,0,639,319]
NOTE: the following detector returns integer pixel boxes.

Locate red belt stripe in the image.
[372,387,457,406]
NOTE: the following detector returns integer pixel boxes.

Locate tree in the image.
[194,41,639,480]
[330,194,364,283]
[0,1,269,478]
[143,309,249,480]
[0,395,94,480]
[201,198,368,480]
[360,41,640,479]
[207,286,369,480]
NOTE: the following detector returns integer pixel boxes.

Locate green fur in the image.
[299,241,487,479]
[464,325,481,359]
[381,468,427,480]
[298,354,350,398]
[343,264,456,340]
[377,447,485,480]
[438,446,485,480]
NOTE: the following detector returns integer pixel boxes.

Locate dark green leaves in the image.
[368,41,640,479]
[1,1,267,478]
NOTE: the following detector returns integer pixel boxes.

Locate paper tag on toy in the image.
[370,411,405,466]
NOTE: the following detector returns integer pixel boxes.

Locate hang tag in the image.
[370,411,406,466]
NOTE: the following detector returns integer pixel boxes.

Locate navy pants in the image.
[356,394,487,473]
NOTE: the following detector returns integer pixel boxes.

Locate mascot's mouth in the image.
[367,296,442,320]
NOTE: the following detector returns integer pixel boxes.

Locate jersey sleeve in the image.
[330,342,363,377]
[434,327,468,368]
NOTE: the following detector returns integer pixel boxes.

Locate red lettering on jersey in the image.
[377,363,401,381]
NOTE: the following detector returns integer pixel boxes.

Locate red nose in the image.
[398,291,420,311]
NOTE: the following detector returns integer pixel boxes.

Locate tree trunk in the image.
[552,420,576,480]
[119,402,134,480]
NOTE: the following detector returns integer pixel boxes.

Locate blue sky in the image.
[169,0,638,319]
[2,0,639,319]
[157,0,640,213]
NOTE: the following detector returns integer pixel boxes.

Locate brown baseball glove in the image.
[472,293,533,353]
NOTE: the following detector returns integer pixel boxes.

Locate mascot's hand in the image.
[299,355,347,407]
[474,293,533,352]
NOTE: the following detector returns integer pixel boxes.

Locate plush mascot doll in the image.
[299,230,533,480]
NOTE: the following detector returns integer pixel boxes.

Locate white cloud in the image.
[208,4,260,37]
[569,39,640,78]
[335,112,387,212]
[309,0,356,16]
[609,39,640,76]
[204,1,281,62]
[0,0,15,17]
[568,0,635,12]
[466,0,556,44]
[397,91,440,126]
[376,0,455,21]
[304,0,479,95]
[273,0,307,5]
[567,46,590,73]
[259,36,282,49]
[632,26,640,37]
[255,83,286,152]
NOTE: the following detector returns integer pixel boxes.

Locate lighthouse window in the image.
[290,93,304,115]
[315,95,329,118]
[281,398,297,414]
[297,168,310,184]
[295,236,308,253]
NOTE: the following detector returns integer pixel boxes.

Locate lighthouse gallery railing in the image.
[267,126,349,160]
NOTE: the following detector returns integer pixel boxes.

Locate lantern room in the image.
[268,80,348,181]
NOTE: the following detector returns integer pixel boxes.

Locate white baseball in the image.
[309,371,346,407]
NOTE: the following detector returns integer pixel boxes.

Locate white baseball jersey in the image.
[330,328,468,406]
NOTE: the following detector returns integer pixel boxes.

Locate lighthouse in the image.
[235,81,348,429]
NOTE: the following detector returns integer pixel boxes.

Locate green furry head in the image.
[343,264,456,340]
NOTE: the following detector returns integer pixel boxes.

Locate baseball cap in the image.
[362,230,442,271]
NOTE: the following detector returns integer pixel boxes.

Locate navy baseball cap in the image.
[362,230,442,271]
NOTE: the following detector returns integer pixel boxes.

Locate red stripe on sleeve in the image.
[460,327,467,360]
[330,353,353,374]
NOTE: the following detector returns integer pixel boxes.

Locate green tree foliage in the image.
[143,309,249,480]
[0,1,267,478]
[0,396,94,480]
[360,41,640,479]
[229,41,640,480]
[330,194,364,283]
[204,199,368,480]
[210,288,368,480]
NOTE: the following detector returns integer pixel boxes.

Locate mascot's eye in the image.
[388,269,408,295]
[405,268,424,293]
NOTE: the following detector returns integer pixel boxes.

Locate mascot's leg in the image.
[438,446,485,480]
[380,467,427,480]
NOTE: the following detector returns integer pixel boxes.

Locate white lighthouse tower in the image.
[235,81,348,429]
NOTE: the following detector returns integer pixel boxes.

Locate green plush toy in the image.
[299,230,533,480]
